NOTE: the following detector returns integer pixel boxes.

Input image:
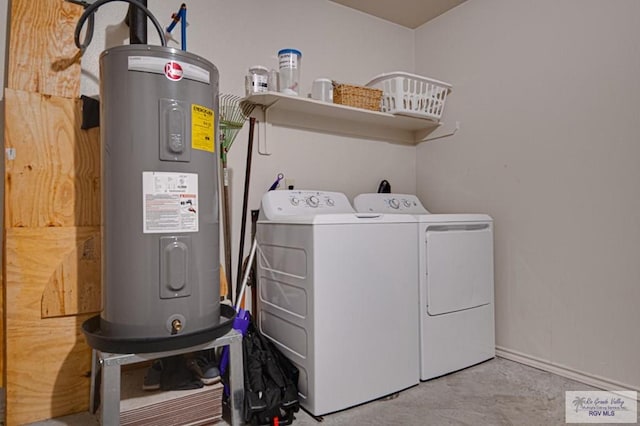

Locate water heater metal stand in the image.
[89,329,244,425]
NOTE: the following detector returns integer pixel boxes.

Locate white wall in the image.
[415,0,640,390]
[81,0,416,284]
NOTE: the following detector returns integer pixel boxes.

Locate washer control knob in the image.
[290,197,299,206]
[326,198,335,207]
[403,199,411,208]
[307,196,319,207]
[389,198,400,209]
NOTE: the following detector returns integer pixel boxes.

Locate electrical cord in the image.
[74,0,167,52]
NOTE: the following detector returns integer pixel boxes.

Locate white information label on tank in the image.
[128,56,210,84]
[142,172,198,233]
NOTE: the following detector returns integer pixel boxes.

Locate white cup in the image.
[311,78,333,102]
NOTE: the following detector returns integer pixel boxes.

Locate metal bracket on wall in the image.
[256,106,272,156]
[421,120,461,142]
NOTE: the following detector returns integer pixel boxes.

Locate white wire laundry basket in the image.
[366,72,452,121]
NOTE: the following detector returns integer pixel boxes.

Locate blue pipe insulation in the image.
[167,3,187,51]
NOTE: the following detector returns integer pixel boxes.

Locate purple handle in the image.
[219,308,251,395]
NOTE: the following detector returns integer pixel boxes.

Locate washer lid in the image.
[258,213,418,225]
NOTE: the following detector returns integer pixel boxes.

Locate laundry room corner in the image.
[413,0,640,392]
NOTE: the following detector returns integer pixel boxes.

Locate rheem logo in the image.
[164,61,183,81]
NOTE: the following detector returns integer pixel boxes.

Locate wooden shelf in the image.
[241,92,443,145]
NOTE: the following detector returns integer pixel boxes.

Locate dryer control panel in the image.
[353,193,429,214]
[261,190,355,219]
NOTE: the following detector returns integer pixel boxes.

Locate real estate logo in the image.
[566,390,637,423]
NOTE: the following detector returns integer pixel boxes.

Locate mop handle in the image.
[235,238,258,312]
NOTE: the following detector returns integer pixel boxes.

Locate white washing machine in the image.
[354,193,495,381]
[256,190,419,416]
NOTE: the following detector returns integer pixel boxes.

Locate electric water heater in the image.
[99,45,220,340]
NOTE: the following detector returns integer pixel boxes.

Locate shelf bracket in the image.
[421,121,460,142]
[257,105,272,156]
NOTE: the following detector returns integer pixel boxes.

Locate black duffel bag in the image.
[242,316,300,425]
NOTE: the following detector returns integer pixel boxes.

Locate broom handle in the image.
[235,117,256,304]
[221,153,233,299]
[235,238,258,311]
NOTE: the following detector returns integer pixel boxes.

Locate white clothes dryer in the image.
[256,190,419,416]
[354,193,495,380]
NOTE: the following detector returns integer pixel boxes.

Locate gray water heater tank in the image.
[99,45,220,339]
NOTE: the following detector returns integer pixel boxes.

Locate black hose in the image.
[126,0,147,45]
[74,0,166,52]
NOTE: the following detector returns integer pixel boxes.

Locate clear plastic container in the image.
[278,49,302,96]
[245,65,269,96]
[311,78,333,102]
[268,68,279,92]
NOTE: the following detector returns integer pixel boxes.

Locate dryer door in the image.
[426,224,493,316]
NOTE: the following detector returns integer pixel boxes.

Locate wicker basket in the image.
[333,83,382,111]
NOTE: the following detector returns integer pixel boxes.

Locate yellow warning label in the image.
[191,104,215,153]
